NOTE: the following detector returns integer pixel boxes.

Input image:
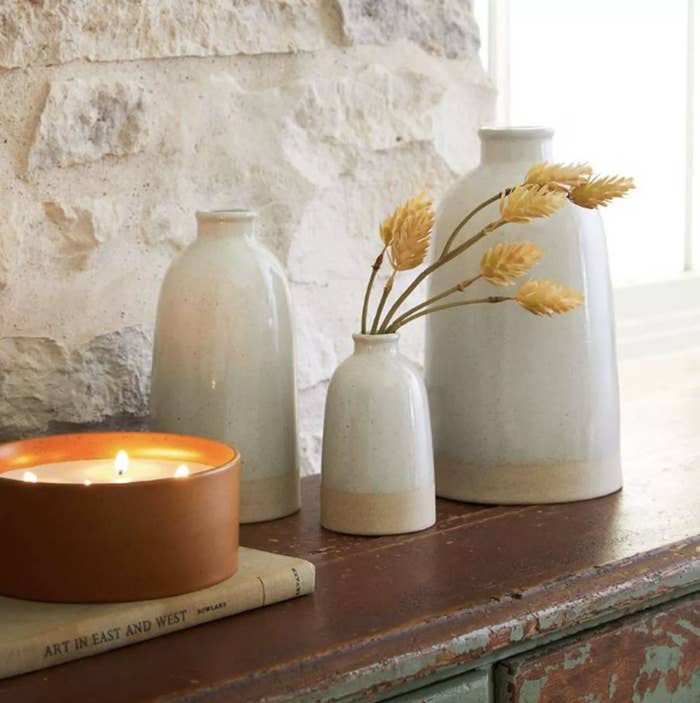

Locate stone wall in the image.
[0,0,493,473]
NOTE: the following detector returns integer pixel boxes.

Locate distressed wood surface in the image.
[392,669,491,703]
[495,595,700,703]
[1,351,700,703]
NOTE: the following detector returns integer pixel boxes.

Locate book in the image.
[0,547,315,679]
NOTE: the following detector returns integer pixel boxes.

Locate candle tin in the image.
[0,432,240,603]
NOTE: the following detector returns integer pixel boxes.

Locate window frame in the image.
[477,0,700,358]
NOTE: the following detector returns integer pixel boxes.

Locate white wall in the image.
[0,0,493,473]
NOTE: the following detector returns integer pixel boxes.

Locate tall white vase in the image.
[425,127,622,503]
[321,334,436,535]
[150,209,300,522]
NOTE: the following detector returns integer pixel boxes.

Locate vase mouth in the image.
[196,209,256,222]
[353,333,399,344]
[479,125,554,140]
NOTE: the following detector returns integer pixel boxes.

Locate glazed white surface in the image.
[424,127,622,502]
[321,334,435,533]
[150,211,300,521]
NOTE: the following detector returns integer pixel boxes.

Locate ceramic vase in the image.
[150,209,300,523]
[321,334,436,535]
[425,126,622,504]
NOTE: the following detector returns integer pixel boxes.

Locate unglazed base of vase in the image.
[321,485,436,535]
[435,455,623,504]
[239,473,301,523]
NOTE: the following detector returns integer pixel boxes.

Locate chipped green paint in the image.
[535,608,564,631]
[510,624,525,643]
[493,595,699,703]
[391,669,491,703]
[293,627,494,702]
[631,667,700,703]
[563,642,591,670]
[678,618,700,637]
[667,630,688,647]
[639,644,683,676]
[517,676,547,703]
[633,621,650,635]
[631,644,686,703]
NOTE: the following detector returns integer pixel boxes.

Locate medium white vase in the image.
[321,334,436,535]
[150,209,300,522]
[425,127,622,504]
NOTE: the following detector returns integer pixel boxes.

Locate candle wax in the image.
[0,459,212,484]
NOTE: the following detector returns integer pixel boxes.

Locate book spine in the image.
[0,559,315,680]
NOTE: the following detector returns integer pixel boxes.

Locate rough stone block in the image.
[28,79,150,170]
[337,0,480,59]
[43,198,123,268]
[283,64,445,186]
[0,0,341,69]
[0,327,152,440]
[0,209,24,290]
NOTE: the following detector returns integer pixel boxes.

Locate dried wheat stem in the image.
[378,218,507,333]
[440,191,505,257]
[370,272,395,334]
[390,296,511,331]
[387,274,482,332]
[361,248,386,334]
[361,192,433,333]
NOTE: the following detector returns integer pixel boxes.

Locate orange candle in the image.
[0,432,240,602]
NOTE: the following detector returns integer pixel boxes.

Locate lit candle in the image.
[0,432,240,603]
[0,450,210,484]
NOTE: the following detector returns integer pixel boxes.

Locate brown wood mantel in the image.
[0,351,699,702]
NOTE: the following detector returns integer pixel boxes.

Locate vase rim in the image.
[352,333,399,343]
[196,209,256,222]
[479,125,554,140]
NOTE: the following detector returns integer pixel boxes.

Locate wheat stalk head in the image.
[499,185,568,223]
[568,175,635,209]
[380,191,433,246]
[525,162,592,191]
[389,207,435,271]
[515,279,583,316]
[480,242,544,287]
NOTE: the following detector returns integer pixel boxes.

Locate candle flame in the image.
[23,471,38,483]
[174,464,190,478]
[114,450,129,477]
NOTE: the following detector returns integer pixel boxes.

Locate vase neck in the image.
[353,334,399,355]
[479,126,554,165]
[196,209,256,239]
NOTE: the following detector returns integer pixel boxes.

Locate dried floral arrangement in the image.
[360,162,635,334]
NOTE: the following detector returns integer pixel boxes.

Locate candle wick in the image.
[114,450,129,479]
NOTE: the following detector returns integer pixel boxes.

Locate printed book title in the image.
[42,601,226,659]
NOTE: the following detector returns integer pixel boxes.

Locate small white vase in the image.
[321,334,436,535]
[425,126,622,504]
[150,209,300,522]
